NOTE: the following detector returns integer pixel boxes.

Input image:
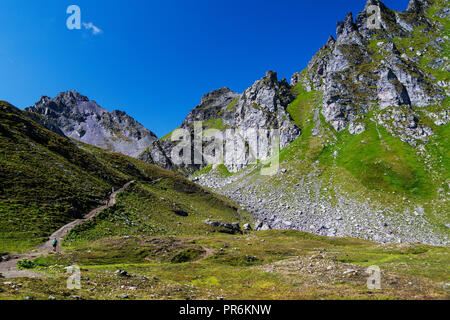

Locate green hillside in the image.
[0,101,246,253]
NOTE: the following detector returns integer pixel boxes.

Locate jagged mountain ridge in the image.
[26,90,158,157]
[139,87,242,173]
[140,0,448,171]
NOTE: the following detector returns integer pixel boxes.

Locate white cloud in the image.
[82,22,102,35]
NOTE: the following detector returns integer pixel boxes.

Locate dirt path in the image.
[0,181,134,279]
[197,246,215,262]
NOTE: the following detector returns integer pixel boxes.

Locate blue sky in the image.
[0,0,409,137]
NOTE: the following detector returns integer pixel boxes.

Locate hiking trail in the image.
[0,181,134,279]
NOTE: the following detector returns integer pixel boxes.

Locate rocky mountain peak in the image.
[139,70,301,173]
[140,87,241,173]
[182,87,240,126]
[240,71,294,114]
[50,90,91,109]
[26,92,157,157]
[58,90,89,102]
[364,0,387,10]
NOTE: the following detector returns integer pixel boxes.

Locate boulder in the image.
[173,210,188,217]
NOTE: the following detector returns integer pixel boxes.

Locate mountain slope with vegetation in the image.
[0,101,246,254]
[20,0,449,246]
[1,0,448,301]
[4,100,448,300]
[190,0,449,245]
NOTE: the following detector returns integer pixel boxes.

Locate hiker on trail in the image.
[52,237,58,252]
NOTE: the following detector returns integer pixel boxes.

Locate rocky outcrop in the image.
[407,0,433,13]
[182,87,240,125]
[26,91,158,157]
[222,71,300,171]
[138,140,174,170]
[232,71,299,148]
[203,219,242,233]
[143,73,300,172]
[24,112,67,137]
[377,68,411,109]
[376,106,434,145]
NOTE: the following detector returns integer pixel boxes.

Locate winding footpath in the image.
[0,181,134,279]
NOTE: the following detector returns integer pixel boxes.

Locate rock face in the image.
[292,0,446,142]
[216,71,300,172]
[26,91,158,157]
[139,87,241,172]
[142,74,300,172]
[230,71,300,159]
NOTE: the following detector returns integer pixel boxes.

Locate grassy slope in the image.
[1,231,448,300]
[0,101,121,252]
[64,180,251,245]
[0,101,245,253]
